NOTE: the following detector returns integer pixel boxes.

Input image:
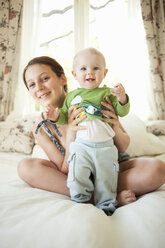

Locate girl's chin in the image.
[39,99,50,107]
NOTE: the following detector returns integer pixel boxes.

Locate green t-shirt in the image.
[56,85,130,125]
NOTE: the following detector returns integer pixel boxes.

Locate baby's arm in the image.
[43,104,59,121]
[110,83,127,105]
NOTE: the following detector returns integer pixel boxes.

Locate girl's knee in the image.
[18,158,26,177]
[17,158,33,181]
[149,159,165,178]
[154,159,165,172]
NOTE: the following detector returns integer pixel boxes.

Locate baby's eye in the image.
[94,66,99,70]
[80,67,86,71]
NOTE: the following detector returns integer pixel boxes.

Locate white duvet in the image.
[0,151,165,248]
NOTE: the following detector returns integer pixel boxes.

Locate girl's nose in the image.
[36,82,44,91]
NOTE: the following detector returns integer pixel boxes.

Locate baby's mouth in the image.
[86,78,95,82]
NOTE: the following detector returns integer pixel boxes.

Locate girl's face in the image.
[25,64,67,108]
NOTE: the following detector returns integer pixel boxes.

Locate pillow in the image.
[146,120,165,136]
[119,114,165,157]
[0,117,36,154]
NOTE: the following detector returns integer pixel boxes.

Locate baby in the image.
[45,48,130,215]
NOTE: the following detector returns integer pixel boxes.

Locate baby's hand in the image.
[110,83,127,105]
[43,104,59,121]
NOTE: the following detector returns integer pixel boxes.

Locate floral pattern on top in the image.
[0,117,35,154]
[0,0,23,121]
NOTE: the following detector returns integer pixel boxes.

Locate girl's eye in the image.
[28,82,35,88]
[94,67,99,70]
[42,76,49,82]
[80,67,86,71]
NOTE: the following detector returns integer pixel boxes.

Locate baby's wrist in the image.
[119,94,127,105]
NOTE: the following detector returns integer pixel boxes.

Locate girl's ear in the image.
[61,74,67,86]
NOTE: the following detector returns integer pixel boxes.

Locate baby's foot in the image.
[117,190,136,207]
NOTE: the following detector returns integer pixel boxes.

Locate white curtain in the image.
[14,0,42,116]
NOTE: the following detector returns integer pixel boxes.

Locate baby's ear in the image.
[72,70,76,78]
[104,68,108,77]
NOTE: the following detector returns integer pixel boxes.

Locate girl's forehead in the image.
[25,64,53,82]
[27,64,52,73]
[26,64,52,76]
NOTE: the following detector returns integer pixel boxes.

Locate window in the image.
[37,0,74,91]
[16,0,150,120]
[88,0,151,119]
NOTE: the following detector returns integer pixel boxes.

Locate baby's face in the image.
[72,51,108,90]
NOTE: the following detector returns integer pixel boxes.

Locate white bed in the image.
[0,114,165,248]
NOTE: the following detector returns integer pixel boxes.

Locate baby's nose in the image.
[87,70,93,75]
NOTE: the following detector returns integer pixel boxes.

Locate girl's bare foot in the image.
[117,190,136,207]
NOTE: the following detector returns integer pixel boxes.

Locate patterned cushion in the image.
[146,120,165,136]
[0,117,35,154]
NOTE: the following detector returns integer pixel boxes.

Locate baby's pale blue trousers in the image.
[67,138,119,214]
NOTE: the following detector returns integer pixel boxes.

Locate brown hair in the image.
[23,56,67,92]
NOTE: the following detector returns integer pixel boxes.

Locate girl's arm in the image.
[32,121,65,169]
[33,105,87,175]
[101,96,130,152]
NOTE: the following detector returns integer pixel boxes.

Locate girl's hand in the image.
[101,96,130,152]
[43,104,59,121]
[101,96,120,130]
[110,83,127,105]
[67,105,87,141]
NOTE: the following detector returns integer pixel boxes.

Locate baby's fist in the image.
[111,83,127,105]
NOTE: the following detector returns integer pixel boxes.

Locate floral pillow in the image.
[0,117,35,154]
[146,120,165,136]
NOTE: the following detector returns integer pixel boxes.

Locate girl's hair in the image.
[23,56,67,92]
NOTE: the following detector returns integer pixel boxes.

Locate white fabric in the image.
[77,119,115,142]
[1,114,165,248]
[0,151,165,248]
[120,114,165,157]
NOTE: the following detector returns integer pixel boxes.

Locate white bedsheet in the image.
[0,152,165,248]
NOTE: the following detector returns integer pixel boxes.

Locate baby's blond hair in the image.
[73,47,106,69]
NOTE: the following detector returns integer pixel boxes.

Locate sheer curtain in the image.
[14,0,42,116]
[15,0,153,121]
[89,0,151,120]
[14,0,74,116]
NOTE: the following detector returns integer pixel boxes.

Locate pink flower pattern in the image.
[141,0,165,120]
[0,0,23,121]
